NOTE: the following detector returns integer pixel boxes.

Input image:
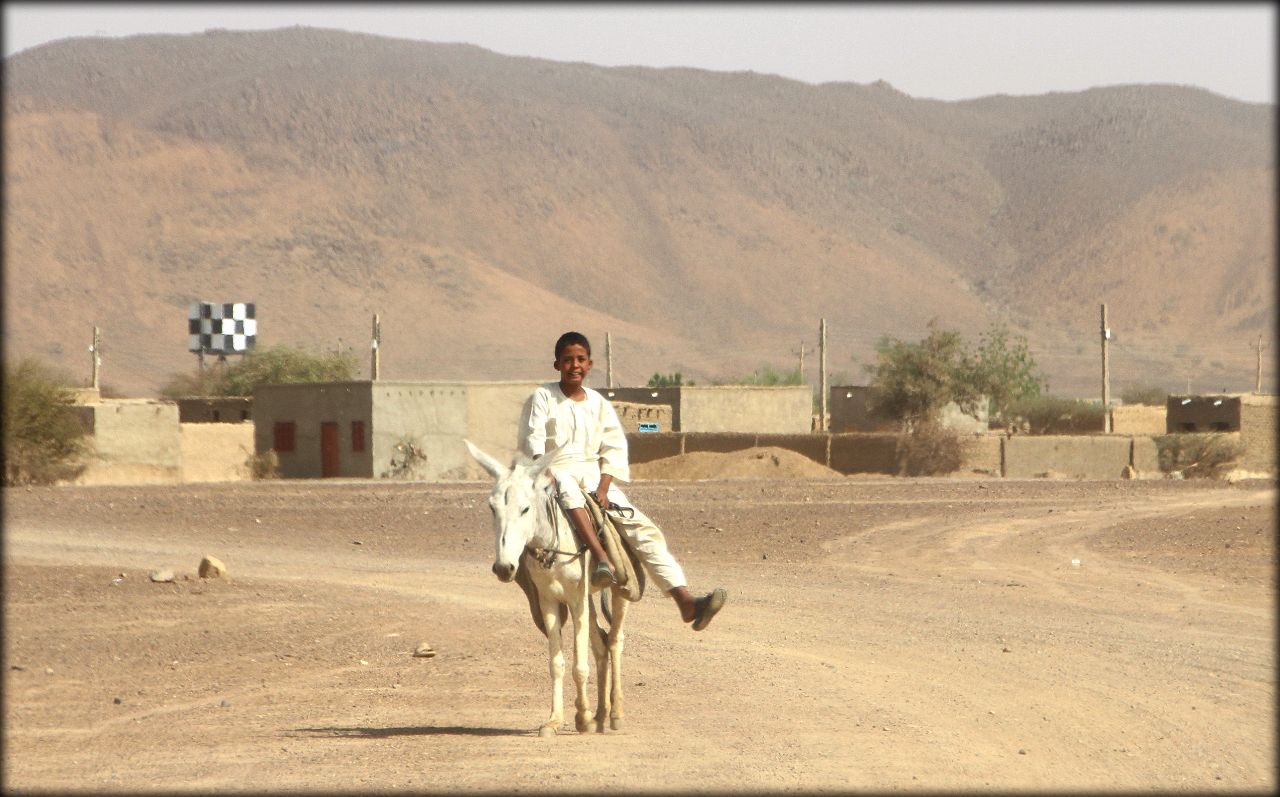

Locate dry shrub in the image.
[247,448,280,480]
[896,423,969,476]
[3,359,89,485]
[1154,433,1244,479]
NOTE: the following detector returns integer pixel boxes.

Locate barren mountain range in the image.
[3,27,1274,398]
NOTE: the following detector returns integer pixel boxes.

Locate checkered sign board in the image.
[188,302,257,353]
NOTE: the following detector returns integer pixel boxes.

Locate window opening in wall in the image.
[274,421,297,452]
[241,410,250,420]
[1179,422,1197,432]
[213,410,221,421]
[352,421,366,452]
[1211,422,1231,432]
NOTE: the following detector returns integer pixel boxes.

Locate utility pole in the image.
[1255,334,1265,393]
[819,318,828,432]
[90,326,101,390]
[1100,304,1111,433]
[606,332,614,388]
[371,314,381,380]
[793,341,806,381]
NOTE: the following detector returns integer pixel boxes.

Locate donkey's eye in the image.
[521,506,530,516]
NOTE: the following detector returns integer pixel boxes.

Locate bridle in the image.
[525,483,587,569]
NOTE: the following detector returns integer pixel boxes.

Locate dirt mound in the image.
[631,446,842,480]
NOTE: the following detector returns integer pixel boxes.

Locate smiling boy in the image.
[518,331,727,630]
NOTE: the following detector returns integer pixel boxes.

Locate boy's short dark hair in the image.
[554,331,592,359]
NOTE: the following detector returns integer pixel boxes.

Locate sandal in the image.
[691,587,727,631]
[590,561,617,589]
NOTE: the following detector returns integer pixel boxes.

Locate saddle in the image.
[515,492,646,637]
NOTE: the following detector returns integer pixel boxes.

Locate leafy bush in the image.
[895,423,969,476]
[1006,395,1106,435]
[3,359,89,485]
[866,320,1047,428]
[1154,433,1243,479]
[866,321,980,425]
[160,345,358,398]
[1119,384,1169,406]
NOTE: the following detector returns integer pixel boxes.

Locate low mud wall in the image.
[628,431,1157,480]
[181,423,255,483]
[1002,435,1136,479]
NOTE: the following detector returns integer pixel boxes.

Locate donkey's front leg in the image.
[589,595,611,733]
[569,578,594,733]
[539,603,566,737]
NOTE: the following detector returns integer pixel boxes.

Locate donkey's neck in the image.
[529,489,568,552]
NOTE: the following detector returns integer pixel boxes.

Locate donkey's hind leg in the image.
[606,589,629,731]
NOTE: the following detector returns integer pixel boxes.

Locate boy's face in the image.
[554,343,592,390]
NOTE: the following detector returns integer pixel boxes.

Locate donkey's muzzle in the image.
[492,561,516,582]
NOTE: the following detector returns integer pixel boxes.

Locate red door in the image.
[320,422,340,477]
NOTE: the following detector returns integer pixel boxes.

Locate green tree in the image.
[160,345,359,398]
[3,359,88,485]
[865,320,982,426]
[648,372,684,388]
[968,323,1048,422]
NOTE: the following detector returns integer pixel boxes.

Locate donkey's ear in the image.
[529,443,568,477]
[464,439,508,480]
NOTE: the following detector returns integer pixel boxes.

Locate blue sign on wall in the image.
[637,422,660,433]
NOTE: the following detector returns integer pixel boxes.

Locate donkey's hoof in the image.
[575,712,593,733]
[538,724,558,738]
[610,716,623,731]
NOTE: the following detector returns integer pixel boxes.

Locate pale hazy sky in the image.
[3,3,1275,104]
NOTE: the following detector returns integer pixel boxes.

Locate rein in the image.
[526,486,587,569]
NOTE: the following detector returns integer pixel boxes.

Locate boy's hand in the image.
[594,475,613,511]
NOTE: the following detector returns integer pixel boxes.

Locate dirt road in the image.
[4,476,1275,792]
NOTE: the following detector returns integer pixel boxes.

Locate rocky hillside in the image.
[4,27,1273,397]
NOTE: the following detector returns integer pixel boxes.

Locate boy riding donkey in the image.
[519,331,727,630]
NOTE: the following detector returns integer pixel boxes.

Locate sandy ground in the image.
[3,473,1276,792]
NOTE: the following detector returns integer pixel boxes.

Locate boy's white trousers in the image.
[554,472,687,594]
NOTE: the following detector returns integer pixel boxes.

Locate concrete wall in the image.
[680,386,811,433]
[1240,395,1276,473]
[1166,394,1242,432]
[1003,435,1136,479]
[460,382,545,479]
[603,386,810,433]
[626,432,685,464]
[177,397,253,423]
[1111,405,1166,434]
[371,382,468,480]
[180,423,254,482]
[254,382,374,479]
[613,401,673,433]
[960,434,1003,476]
[73,400,182,485]
[829,433,900,474]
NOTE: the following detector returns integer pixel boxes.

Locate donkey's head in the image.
[464,440,564,582]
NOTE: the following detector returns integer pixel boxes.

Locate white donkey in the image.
[465,440,639,736]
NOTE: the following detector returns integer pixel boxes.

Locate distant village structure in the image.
[65,381,1275,484]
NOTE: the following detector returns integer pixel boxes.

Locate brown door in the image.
[320,422,340,477]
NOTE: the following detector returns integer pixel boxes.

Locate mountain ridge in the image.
[3,27,1273,397]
